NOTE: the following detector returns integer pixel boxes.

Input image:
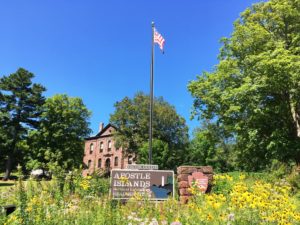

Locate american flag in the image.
[154,28,165,52]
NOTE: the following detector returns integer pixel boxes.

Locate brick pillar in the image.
[177,166,213,204]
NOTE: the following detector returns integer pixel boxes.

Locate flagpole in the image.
[149,21,155,164]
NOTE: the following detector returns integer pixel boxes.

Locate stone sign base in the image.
[177,166,213,204]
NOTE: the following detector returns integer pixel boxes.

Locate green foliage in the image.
[187,122,236,172]
[0,68,46,179]
[110,92,189,168]
[74,172,109,197]
[267,159,294,178]
[211,173,234,195]
[287,170,300,193]
[138,139,183,170]
[267,161,300,193]
[26,94,91,171]
[16,165,29,225]
[0,69,93,177]
[0,208,5,225]
[188,0,300,170]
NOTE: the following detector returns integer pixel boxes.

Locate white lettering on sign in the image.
[113,172,151,180]
[113,180,151,188]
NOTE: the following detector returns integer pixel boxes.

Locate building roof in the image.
[85,123,117,140]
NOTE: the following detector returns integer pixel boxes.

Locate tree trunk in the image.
[296,155,300,172]
[3,124,19,181]
[290,100,300,170]
[291,102,300,138]
[3,153,13,181]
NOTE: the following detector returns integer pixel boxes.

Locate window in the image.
[100,142,104,153]
[98,158,102,168]
[89,143,94,154]
[115,144,120,151]
[114,157,118,167]
[88,160,92,169]
[108,140,112,151]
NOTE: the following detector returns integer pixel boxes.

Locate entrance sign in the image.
[111,169,174,200]
[126,164,158,170]
[188,172,209,193]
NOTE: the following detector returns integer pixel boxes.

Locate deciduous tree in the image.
[188,0,300,170]
[27,94,91,171]
[110,92,189,168]
[187,123,235,172]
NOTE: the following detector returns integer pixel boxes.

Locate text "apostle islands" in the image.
[113,172,151,188]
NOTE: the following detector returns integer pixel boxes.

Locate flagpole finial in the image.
[151,21,155,27]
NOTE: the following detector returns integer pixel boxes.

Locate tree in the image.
[138,139,174,170]
[0,68,46,180]
[187,123,236,172]
[0,126,7,173]
[27,94,91,171]
[188,0,300,170]
[110,92,189,169]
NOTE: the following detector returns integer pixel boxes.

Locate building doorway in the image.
[105,158,111,170]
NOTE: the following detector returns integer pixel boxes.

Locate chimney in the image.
[99,122,104,132]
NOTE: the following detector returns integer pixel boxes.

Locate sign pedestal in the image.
[177,166,213,204]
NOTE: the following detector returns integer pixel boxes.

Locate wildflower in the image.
[228,213,235,221]
[239,174,246,180]
[206,213,213,221]
[79,179,90,190]
[149,218,159,225]
[132,192,143,201]
[170,222,182,225]
[127,215,133,220]
[187,186,197,195]
[120,175,130,184]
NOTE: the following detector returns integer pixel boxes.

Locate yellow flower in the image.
[206,213,213,221]
[119,175,129,184]
[212,202,221,209]
[187,186,197,195]
[239,174,246,180]
[132,192,143,201]
[79,179,90,190]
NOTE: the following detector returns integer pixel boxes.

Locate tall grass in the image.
[1,170,300,224]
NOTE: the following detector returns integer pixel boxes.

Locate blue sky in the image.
[0,0,260,136]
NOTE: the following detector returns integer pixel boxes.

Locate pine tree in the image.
[0,68,46,180]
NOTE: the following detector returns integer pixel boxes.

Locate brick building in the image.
[82,123,134,176]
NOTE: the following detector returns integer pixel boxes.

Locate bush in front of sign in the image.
[211,173,234,195]
[75,173,110,197]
